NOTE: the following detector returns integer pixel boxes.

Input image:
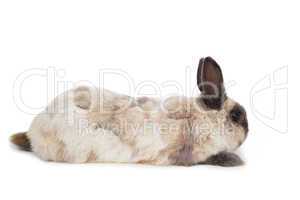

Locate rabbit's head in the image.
[191,57,248,156]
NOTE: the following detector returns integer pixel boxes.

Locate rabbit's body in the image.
[26,86,245,165]
[11,57,249,166]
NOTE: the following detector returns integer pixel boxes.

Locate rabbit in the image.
[10,57,248,167]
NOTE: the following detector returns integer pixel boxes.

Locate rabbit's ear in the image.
[197,57,226,109]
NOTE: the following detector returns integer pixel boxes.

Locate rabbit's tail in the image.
[10,132,32,152]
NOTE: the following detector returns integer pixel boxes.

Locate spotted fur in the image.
[10,57,249,166]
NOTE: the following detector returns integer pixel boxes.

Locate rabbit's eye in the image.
[230,108,242,122]
[230,105,246,123]
[229,104,248,133]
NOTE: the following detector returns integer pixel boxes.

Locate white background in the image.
[0,0,298,199]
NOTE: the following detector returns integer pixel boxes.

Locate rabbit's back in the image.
[27,86,175,164]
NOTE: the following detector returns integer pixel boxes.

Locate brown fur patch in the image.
[74,87,91,110]
[10,132,31,151]
[167,112,191,120]
[137,96,150,104]
[136,97,159,112]
[41,130,68,162]
[168,121,195,166]
[164,96,192,119]
[89,102,146,147]
[86,151,98,163]
[137,159,157,165]
[55,141,66,162]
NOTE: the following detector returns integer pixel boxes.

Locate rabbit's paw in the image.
[203,152,244,167]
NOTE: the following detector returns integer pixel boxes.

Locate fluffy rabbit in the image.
[10,57,248,167]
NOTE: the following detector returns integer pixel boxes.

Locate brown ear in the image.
[197,57,226,109]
